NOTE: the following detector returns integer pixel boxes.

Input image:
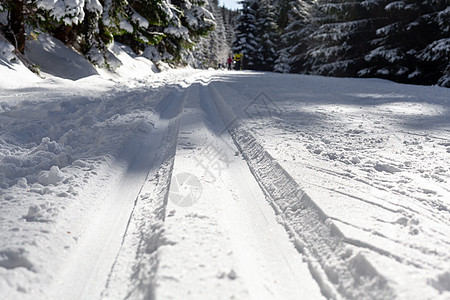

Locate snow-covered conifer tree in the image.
[253,0,278,71]
[0,0,216,67]
[273,49,291,73]
[2,0,90,53]
[187,0,229,68]
[158,0,214,62]
[362,0,450,86]
[231,0,259,69]
[303,0,375,77]
[221,4,237,51]
[274,0,315,73]
[76,0,108,66]
[1,0,109,64]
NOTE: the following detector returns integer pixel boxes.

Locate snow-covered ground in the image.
[209,74,450,299]
[1,34,450,299]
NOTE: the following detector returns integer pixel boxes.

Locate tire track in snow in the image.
[208,83,395,300]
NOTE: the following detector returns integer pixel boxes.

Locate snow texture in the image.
[1,35,450,300]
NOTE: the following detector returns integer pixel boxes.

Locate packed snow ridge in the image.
[1,33,450,300]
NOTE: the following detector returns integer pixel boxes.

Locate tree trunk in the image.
[54,25,73,44]
[9,0,26,54]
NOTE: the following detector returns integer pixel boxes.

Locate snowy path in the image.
[21,78,325,299]
[1,69,450,300]
[94,82,324,299]
[153,83,323,299]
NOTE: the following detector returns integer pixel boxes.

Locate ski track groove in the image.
[153,82,323,300]
[101,119,180,299]
[208,82,396,300]
[100,87,188,299]
[46,86,188,300]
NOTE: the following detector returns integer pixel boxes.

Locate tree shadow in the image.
[212,72,450,131]
[0,57,14,70]
[25,34,98,80]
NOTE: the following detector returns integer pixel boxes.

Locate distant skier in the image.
[234,53,243,70]
[227,56,232,70]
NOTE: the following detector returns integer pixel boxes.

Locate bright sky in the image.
[219,0,241,10]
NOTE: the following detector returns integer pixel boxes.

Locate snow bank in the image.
[106,42,159,78]
[26,33,99,80]
[0,34,184,298]
[24,32,158,82]
[0,37,41,89]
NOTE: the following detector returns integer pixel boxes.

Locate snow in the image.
[131,10,149,29]
[376,23,398,36]
[437,7,450,30]
[365,46,403,63]
[385,1,405,11]
[210,73,450,299]
[37,0,86,24]
[85,0,102,13]
[119,16,134,34]
[143,45,161,62]
[420,38,450,61]
[360,0,379,9]
[0,39,41,89]
[106,42,159,77]
[1,36,450,300]
[26,33,99,80]
[164,26,190,39]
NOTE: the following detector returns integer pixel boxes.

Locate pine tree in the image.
[3,0,26,53]
[274,0,315,73]
[361,0,450,86]
[253,0,278,71]
[232,0,279,71]
[159,0,214,62]
[273,48,290,73]
[362,0,426,83]
[188,0,227,68]
[303,0,377,77]
[232,0,260,69]
[0,0,216,68]
[420,2,450,87]
[221,4,238,52]
[273,0,294,73]
[211,0,229,65]
[110,0,172,57]
[76,0,110,67]
[1,0,109,64]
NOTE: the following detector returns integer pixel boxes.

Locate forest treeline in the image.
[1,0,448,87]
[0,0,235,68]
[232,0,449,87]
